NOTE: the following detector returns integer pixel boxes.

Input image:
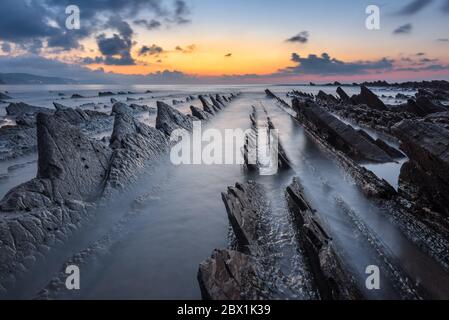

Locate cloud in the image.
[393,23,413,34]
[397,0,434,15]
[286,31,309,43]
[95,16,135,65]
[0,0,191,52]
[442,0,449,13]
[139,44,164,56]
[175,44,196,53]
[1,42,11,53]
[278,52,394,76]
[437,38,449,42]
[173,0,191,24]
[134,19,162,30]
[225,53,232,58]
[0,54,198,84]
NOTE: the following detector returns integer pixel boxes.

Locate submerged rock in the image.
[265,89,291,108]
[221,182,269,254]
[6,102,50,116]
[99,91,115,97]
[0,92,11,99]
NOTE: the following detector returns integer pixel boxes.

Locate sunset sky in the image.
[1,0,449,83]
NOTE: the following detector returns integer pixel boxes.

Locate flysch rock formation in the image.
[200,182,305,300]
[285,177,363,300]
[243,105,292,174]
[190,106,212,121]
[199,95,219,114]
[104,104,170,193]
[292,98,394,163]
[198,249,264,300]
[156,101,196,136]
[0,113,113,293]
[393,120,449,223]
[350,86,387,110]
[288,98,396,199]
[0,93,238,292]
[6,102,51,117]
[265,89,291,108]
[0,102,53,160]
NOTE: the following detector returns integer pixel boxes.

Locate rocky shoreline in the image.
[1,83,449,300]
[0,92,239,293]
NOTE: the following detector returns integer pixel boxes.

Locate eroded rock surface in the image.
[393,120,449,219]
[156,101,194,136]
[198,249,263,300]
[293,99,393,163]
[286,177,362,300]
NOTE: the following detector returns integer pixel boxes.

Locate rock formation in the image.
[155,101,195,136]
[293,99,394,163]
[286,177,362,300]
[393,120,449,219]
[350,86,387,110]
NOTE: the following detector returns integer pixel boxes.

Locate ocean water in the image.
[2,84,449,299]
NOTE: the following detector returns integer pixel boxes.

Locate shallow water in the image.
[1,85,448,300]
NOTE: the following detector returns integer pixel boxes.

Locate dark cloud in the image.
[225,53,232,58]
[396,63,449,72]
[416,52,426,56]
[393,23,413,34]
[0,54,198,84]
[43,0,166,20]
[420,57,438,63]
[437,38,449,42]
[134,19,162,30]
[95,16,135,65]
[173,0,191,24]
[286,31,309,44]
[278,52,394,76]
[0,0,191,52]
[397,0,434,15]
[1,42,11,53]
[442,0,449,13]
[139,44,164,56]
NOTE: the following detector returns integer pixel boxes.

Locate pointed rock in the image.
[199,95,218,114]
[351,86,387,110]
[36,113,111,202]
[336,87,350,101]
[156,101,194,136]
[190,106,212,121]
[6,102,50,116]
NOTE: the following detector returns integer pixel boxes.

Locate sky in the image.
[0,0,449,84]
